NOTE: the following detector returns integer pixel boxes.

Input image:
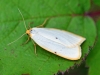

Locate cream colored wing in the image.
[31,28,85,48]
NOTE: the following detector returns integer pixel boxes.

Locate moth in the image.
[8,8,86,60]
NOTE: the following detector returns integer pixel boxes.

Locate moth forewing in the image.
[30,28,86,48]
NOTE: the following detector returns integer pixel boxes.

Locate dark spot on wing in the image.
[56,37,58,39]
[54,52,57,54]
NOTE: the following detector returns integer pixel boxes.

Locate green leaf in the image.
[86,20,100,75]
[0,0,96,75]
[93,0,100,6]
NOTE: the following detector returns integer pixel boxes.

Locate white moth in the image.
[8,8,86,60]
[26,28,85,60]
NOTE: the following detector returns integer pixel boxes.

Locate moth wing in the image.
[32,28,85,48]
[31,32,81,60]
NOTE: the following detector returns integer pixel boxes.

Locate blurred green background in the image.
[0,0,99,75]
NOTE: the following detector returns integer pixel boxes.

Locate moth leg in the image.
[31,39,37,55]
[21,37,30,45]
[37,18,49,27]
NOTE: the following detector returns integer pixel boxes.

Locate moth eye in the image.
[30,30,33,33]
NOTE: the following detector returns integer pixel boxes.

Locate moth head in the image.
[26,28,32,37]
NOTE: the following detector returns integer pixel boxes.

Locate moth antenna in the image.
[7,33,26,46]
[17,8,27,30]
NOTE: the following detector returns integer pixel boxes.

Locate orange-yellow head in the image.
[26,29,32,37]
